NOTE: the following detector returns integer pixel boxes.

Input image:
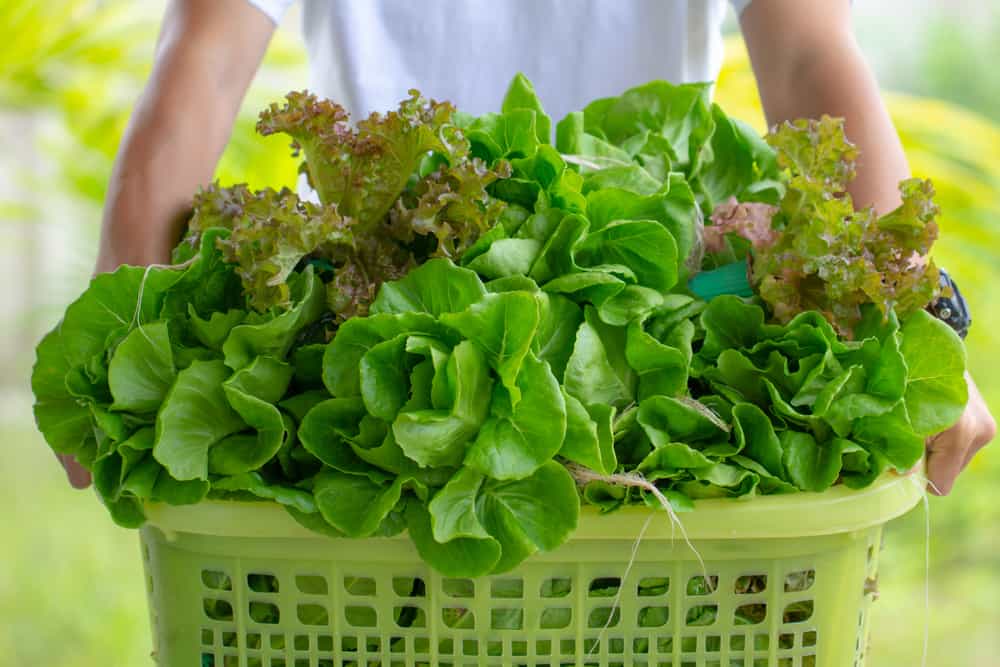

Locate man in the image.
[60,0,994,493]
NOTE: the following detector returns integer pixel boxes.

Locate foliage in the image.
[30,73,970,578]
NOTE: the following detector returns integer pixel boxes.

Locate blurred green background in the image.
[2,1,997,665]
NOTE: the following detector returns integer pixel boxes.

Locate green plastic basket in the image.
[139,473,922,667]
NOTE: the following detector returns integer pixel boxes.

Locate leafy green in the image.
[31,74,970,578]
[153,359,246,481]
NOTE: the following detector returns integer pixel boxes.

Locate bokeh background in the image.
[2,1,998,665]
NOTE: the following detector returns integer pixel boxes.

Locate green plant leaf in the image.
[428,467,490,542]
[732,402,784,478]
[576,220,678,292]
[208,356,295,475]
[466,355,566,480]
[502,72,552,144]
[638,396,729,443]
[153,359,246,481]
[222,268,325,370]
[465,238,542,279]
[406,501,501,577]
[313,469,407,537]
[212,472,317,514]
[360,335,411,421]
[899,310,967,436]
[441,291,540,404]
[559,390,616,475]
[371,258,486,317]
[107,321,176,413]
[781,432,850,492]
[477,460,580,558]
[394,341,492,467]
[626,316,691,399]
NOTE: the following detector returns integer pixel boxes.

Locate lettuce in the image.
[31,75,967,577]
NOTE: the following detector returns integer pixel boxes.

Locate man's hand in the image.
[57,454,92,489]
[926,372,996,495]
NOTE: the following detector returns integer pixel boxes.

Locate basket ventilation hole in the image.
[685,604,718,626]
[295,574,328,595]
[804,629,818,646]
[442,607,474,629]
[440,578,472,598]
[491,578,523,598]
[249,601,280,624]
[637,605,669,627]
[269,634,284,650]
[540,577,572,597]
[247,573,278,593]
[201,570,233,591]
[784,569,816,592]
[491,608,524,630]
[393,605,426,628]
[246,632,261,649]
[539,607,572,629]
[203,598,233,621]
[344,605,377,627]
[637,576,669,596]
[779,632,795,648]
[588,577,621,597]
[393,577,426,597]
[587,606,621,628]
[735,574,767,594]
[297,603,329,625]
[687,575,719,596]
[734,602,767,625]
[343,576,376,596]
[783,599,815,623]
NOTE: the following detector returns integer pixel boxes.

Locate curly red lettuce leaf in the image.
[183,183,353,312]
[748,116,940,334]
[257,89,468,229]
[389,158,512,260]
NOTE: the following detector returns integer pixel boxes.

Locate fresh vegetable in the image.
[32,74,966,576]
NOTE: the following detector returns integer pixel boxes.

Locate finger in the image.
[57,454,93,489]
[925,433,969,496]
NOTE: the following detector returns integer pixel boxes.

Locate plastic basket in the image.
[139,473,922,667]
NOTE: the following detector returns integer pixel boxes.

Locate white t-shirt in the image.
[249,0,751,124]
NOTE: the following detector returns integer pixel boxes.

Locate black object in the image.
[929,268,971,339]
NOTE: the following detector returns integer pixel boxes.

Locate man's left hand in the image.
[926,372,996,495]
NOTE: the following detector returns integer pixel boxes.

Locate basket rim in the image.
[144,469,923,542]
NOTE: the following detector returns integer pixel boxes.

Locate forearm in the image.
[760,43,909,213]
[96,0,275,273]
[740,1,909,215]
[97,79,235,271]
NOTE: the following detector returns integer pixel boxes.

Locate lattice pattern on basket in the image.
[853,534,883,667]
[193,556,833,667]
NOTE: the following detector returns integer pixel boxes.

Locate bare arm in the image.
[739,0,907,213]
[95,0,275,272]
[739,0,996,494]
[60,0,275,488]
